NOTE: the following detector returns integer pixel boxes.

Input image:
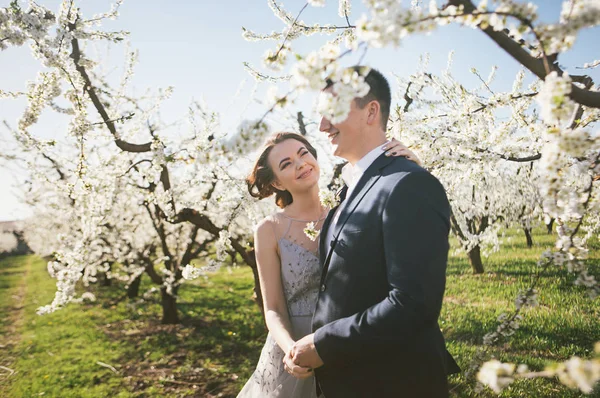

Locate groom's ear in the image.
[366,100,380,126]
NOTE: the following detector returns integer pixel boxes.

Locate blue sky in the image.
[1,0,599,221]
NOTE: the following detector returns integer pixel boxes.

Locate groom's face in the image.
[319,91,367,163]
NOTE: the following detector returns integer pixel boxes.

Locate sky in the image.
[0,0,599,221]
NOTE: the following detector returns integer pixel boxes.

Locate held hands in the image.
[382,138,422,166]
[282,333,324,379]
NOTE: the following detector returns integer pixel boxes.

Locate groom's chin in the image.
[331,145,342,157]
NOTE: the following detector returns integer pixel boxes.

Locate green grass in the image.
[0,228,598,397]
[0,255,29,394]
[0,256,131,397]
[445,228,600,397]
[0,256,265,397]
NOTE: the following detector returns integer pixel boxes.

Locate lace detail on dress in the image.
[249,334,286,394]
[279,238,320,318]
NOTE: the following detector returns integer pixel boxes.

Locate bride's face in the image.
[268,138,320,194]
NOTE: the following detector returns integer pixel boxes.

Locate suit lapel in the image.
[319,154,394,281]
[319,205,336,266]
[331,153,393,243]
[319,185,348,266]
[331,174,379,241]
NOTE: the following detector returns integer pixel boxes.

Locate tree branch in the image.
[297,111,307,135]
[68,30,152,152]
[180,225,200,267]
[159,165,177,215]
[449,0,600,108]
[121,159,152,177]
[87,113,135,127]
[202,175,218,211]
[41,153,66,181]
[174,208,256,268]
[474,147,541,162]
[403,82,414,112]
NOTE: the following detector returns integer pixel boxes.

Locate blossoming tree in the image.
[1,0,279,324]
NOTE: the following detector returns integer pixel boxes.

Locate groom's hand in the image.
[290,333,324,369]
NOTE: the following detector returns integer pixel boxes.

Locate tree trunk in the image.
[468,245,485,274]
[160,287,179,324]
[546,218,555,234]
[524,227,533,248]
[101,273,112,286]
[127,273,142,298]
[12,231,33,255]
[100,262,112,286]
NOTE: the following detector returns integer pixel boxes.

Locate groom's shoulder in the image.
[384,156,431,180]
[382,157,446,194]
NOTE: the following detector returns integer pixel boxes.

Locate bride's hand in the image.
[382,138,422,167]
[283,350,314,379]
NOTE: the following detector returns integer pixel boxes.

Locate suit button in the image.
[320,284,326,292]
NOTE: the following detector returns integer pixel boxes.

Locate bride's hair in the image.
[247,132,318,209]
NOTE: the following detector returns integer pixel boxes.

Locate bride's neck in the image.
[285,186,323,218]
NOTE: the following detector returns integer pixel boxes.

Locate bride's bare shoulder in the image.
[254,213,282,244]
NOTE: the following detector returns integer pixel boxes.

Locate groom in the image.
[284,67,460,397]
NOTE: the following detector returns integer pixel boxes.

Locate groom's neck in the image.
[346,130,387,165]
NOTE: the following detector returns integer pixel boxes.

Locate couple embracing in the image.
[237,67,460,398]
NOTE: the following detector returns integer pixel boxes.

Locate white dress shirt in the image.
[324,143,386,253]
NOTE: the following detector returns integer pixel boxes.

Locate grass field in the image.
[0,228,598,397]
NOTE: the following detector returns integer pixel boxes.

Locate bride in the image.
[237,132,420,397]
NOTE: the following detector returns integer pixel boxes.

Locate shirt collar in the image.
[340,143,386,188]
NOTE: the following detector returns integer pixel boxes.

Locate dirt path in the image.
[0,256,31,394]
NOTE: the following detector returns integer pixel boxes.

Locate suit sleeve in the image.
[313,171,450,365]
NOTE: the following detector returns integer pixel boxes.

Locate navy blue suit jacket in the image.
[312,154,459,398]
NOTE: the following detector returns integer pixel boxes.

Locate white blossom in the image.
[216,230,233,261]
[477,360,516,393]
[308,0,326,7]
[536,72,576,125]
[182,264,204,281]
[319,188,339,208]
[303,221,319,241]
[338,0,351,18]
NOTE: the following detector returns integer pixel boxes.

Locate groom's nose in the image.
[319,116,332,133]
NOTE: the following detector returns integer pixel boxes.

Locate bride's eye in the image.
[300,151,309,157]
[280,162,291,170]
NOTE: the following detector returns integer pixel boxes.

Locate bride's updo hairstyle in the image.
[247,132,318,209]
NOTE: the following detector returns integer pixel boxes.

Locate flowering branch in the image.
[478,342,600,395]
[448,0,600,108]
[68,31,152,152]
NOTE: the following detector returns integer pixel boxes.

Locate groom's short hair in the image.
[326,66,391,130]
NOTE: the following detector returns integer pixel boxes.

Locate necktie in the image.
[336,185,348,204]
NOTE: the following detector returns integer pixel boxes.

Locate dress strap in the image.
[279,212,328,223]
[267,214,294,241]
[267,215,280,241]
[282,217,294,239]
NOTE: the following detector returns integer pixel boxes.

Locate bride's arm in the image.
[254,219,296,354]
